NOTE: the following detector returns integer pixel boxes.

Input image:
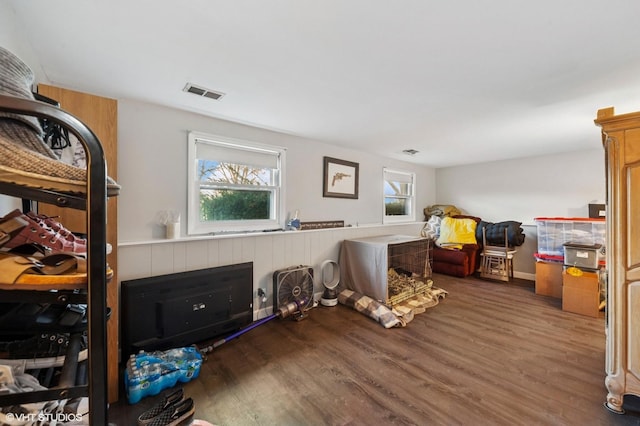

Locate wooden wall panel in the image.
[37,84,119,403]
[625,128,640,163]
[629,165,640,269]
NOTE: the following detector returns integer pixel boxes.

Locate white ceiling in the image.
[7,0,640,168]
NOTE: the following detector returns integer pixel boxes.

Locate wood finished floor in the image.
[108,273,640,426]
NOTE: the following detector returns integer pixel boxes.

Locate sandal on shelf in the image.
[4,242,49,255]
[0,215,28,247]
[38,253,87,275]
[0,252,111,290]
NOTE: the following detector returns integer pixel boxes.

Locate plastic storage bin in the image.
[563,243,602,270]
[535,217,606,257]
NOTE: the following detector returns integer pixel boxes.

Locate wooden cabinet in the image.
[36,85,119,403]
[595,107,640,413]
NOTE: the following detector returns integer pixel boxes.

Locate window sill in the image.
[118,221,425,247]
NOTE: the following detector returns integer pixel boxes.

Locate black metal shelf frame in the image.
[0,94,109,424]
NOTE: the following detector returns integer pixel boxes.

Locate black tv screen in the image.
[120,262,253,357]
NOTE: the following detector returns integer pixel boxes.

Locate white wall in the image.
[0,2,45,81]
[117,99,436,241]
[435,148,606,276]
[0,2,47,213]
[115,99,436,319]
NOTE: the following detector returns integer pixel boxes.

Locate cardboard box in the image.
[535,261,563,298]
[562,271,600,317]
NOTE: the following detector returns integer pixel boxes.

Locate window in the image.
[383,168,416,223]
[188,132,286,234]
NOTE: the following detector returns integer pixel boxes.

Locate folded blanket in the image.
[338,289,403,328]
[477,220,526,247]
[338,287,449,328]
[423,204,462,220]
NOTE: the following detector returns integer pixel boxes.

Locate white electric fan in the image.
[320,260,340,307]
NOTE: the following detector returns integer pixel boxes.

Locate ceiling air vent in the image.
[183,83,225,100]
[402,149,419,155]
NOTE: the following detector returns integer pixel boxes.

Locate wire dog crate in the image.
[386,238,432,306]
[340,235,433,306]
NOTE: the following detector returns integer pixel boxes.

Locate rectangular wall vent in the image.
[183,83,225,100]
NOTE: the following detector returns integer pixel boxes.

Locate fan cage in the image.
[387,239,433,306]
[273,266,314,314]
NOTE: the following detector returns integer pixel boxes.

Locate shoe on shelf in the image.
[0,46,120,197]
[0,209,86,255]
[0,302,90,333]
[0,209,113,256]
[27,212,86,245]
[0,332,88,372]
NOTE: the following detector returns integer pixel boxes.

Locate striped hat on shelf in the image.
[0,45,57,159]
[0,46,121,196]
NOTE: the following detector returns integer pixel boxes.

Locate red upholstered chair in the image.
[431,215,482,278]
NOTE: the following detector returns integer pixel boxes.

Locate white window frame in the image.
[382,167,416,224]
[187,131,286,235]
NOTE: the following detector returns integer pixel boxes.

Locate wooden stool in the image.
[480,228,516,282]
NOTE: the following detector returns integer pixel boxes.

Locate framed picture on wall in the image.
[323,156,359,199]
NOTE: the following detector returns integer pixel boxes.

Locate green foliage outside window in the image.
[198,161,274,221]
[385,200,407,216]
[200,190,270,221]
[188,133,284,234]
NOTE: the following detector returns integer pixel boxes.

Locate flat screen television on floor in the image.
[120,262,253,357]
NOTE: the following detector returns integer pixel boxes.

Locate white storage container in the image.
[563,243,602,270]
[535,217,606,257]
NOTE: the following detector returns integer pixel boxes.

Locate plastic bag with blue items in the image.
[124,346,202,404]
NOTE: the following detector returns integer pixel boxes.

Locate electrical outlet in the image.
[257,288,267,302]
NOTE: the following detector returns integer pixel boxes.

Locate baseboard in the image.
[514,271,535,281]
[254,306,274,321]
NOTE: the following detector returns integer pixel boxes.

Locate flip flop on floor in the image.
[0,252,112,290]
